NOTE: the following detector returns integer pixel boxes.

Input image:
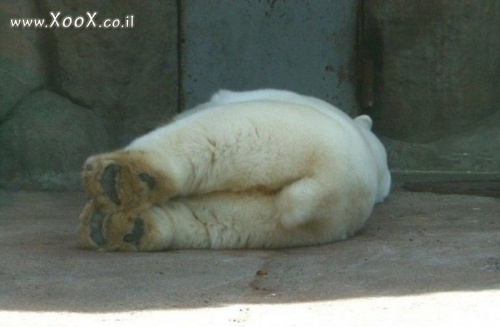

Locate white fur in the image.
[125,89,391,249]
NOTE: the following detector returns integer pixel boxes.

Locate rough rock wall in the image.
[0,0,178,190]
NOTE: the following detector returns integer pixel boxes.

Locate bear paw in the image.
[78,200,168,251]
[82,151,165,210]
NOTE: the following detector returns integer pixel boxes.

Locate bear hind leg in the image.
[78,200,171,251]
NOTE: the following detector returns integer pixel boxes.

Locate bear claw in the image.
[123,218,145,246]
[101,164,122,205]
[139,173,156,190]
[89,211,106,246]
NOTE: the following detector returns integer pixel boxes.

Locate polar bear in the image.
[79,89,391,251]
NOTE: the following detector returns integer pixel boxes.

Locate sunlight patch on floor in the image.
[1,290,499,326]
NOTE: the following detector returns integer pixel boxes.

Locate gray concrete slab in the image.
[0,190,499,326]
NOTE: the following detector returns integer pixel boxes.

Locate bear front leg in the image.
[82,150,179,211]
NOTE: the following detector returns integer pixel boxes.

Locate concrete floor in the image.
[0,190,499,326]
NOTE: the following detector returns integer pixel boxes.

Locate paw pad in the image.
[100,164,122,205]
[123,218,145,246]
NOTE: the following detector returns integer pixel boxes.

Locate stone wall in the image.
[2,0,498,191]
[1,0,362,191]
[0,0,178,190]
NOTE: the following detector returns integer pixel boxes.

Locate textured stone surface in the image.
[0,90,109,190]
[364,0,500,143]
[0,1,179,190]
[42,0,179,146]
[382,112,500,180]
[383,111,500,174]
[0,0,49,121]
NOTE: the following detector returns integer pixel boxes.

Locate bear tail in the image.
[354,115,373,130]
